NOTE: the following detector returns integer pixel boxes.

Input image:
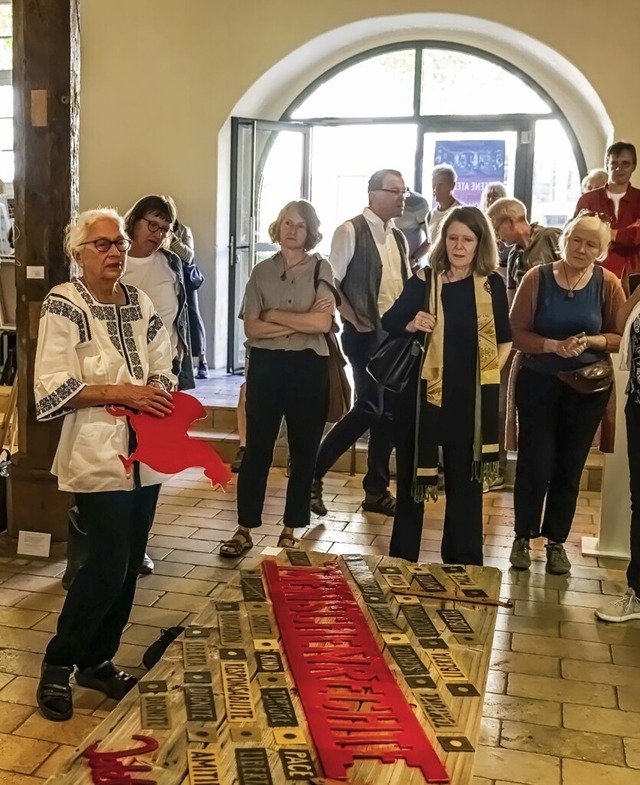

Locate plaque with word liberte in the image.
[45,551,501,785]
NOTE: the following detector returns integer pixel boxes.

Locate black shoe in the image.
[139,553,154,576]
[362,492,396,516]
[143,626,186,670]
[37,663,73,722]
[75,661,138,700]
[310,478,327,517]
[62,506,88,591]
[230,446,245,473]
[197,360,209,380]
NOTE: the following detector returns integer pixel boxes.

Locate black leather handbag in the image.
[366,334,426,393]
[367,269,434,393]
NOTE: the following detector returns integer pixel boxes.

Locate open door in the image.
[227,118,311,373]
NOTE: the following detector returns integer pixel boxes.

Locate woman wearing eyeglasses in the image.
[508,211,625,575]
[34,208,177,721]
[122,194,194,393]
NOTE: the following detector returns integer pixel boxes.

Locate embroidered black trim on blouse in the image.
[41,295,91,343]
[72,280,145,380]
[148,373,174,392]
[147,313,164,344]
[35,377,83,421]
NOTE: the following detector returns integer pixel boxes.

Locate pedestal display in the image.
[45,551,502,785]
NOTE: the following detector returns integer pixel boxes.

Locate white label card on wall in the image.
[17,530,52,557]
[26,266,45,279]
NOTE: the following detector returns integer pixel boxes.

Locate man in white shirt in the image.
[311,169,410,517]
[412,164,462,264]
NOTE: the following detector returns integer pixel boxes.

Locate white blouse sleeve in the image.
[34,294,89,421]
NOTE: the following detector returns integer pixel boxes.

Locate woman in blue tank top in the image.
[509,211,625,575]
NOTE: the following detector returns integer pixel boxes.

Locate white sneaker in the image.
[595,588,640,623]
[483,474,506,494]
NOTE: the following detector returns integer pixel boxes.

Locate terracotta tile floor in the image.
[0,467,639,784]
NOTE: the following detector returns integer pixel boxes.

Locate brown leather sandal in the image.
[277,532,299,549]
[220,528,253,558]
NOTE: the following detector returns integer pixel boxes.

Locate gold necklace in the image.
[562,262,590,299]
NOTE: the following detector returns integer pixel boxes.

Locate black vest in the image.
[340,214,408,331]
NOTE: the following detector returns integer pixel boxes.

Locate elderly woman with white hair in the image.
[34,208,176,722]
[508,210,625,575]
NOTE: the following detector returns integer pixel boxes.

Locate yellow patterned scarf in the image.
[414,272,500,500]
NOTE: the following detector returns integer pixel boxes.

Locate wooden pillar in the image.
[7,0,80,541]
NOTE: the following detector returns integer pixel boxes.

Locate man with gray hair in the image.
[412,164,461,263]
[487,197,560,294]
[311,169,410,518]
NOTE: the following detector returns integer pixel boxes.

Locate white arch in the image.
[214,12,611,365]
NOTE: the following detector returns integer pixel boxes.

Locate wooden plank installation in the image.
[45,552,501,785]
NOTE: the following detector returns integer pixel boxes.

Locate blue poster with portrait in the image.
[434,140,505,206]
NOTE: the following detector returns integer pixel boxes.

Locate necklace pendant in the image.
[567,290,574,299]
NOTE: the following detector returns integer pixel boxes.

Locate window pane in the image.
[530,119,581,228]
[0,85,11,117]
[256,129,304,244]
[0,38,10,71]
[0,150,13,183]
[421,49,550,116]
[0,7,11,38]
[309,124,417,254]
[291,50,415,119]
[423,131,517,207]
[0,118,12,151]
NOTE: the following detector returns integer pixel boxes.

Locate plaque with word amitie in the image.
[44,552,501,785]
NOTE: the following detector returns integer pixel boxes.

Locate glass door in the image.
[228,118,311,372]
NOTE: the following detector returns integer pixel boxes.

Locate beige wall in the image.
[79,0,640,366]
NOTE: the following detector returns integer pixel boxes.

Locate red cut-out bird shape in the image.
[106,391,231,488]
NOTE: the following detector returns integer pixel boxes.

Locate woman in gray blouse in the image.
[220,200,335,556]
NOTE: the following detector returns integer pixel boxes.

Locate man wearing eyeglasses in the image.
[310,169,410,519]
[575,141,640,291]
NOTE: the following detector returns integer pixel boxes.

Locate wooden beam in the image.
[7,0,80,541]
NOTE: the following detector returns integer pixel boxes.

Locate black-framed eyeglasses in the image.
[576,208,613,226]
[79,237,132,253]
[142,217,173,237]
[374,188,410,197]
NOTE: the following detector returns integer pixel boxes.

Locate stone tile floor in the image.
[0,467,639,784]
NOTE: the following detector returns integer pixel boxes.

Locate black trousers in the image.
[45,484,160,670]
[237,348,328,528]
[389,375,483,565]
[514,366,610,542]
[315,325,393,495]
[625,400,640,594]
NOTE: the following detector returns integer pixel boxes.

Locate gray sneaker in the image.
[545,542,571,575]
[509,537,531,570]
[595,588,640,623]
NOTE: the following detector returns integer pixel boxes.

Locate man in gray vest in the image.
[311,169,411,517]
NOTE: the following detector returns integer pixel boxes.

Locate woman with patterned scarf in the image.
[382,206,512,564]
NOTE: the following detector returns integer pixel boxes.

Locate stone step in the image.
[192,405,604,491]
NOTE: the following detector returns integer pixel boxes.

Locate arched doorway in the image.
[227,41,585,370]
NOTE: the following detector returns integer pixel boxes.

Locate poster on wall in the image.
[434,140,506,207]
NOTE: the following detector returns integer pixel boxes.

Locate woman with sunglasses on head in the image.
[34,209,176,721]
[122,195,194,393]
[508,211,625,575]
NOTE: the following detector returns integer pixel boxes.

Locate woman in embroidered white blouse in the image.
[34,208,177,722]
